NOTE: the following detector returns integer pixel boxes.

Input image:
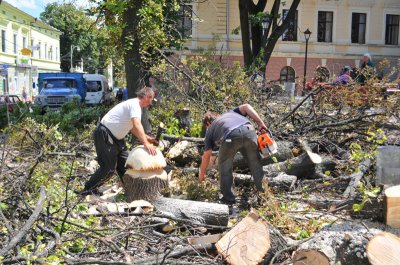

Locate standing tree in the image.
[40,3,107,73]
[239,0,301,73]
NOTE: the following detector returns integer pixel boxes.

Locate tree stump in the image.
[384,185,400,228]
[122,146,168,202]
[367,232,400,265]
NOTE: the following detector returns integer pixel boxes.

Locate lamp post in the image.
[262,17,271,39]
[70,45,80,72]
[302,28,312,90]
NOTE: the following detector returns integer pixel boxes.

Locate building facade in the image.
[0,1,61,100]
[179,0,400,89]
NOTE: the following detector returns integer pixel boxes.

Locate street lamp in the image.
[262,17,271,37]
[70,45,80,72]
[302,28,312,90]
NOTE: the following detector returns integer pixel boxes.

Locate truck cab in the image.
[34,73,86,109]
[84,74,114,105]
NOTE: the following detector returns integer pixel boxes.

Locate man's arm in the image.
[199,149,212,182]
[238,104,267,132]
[130,117,157,155]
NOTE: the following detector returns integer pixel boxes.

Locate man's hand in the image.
[144,142,157,156]
[147,136,159,146]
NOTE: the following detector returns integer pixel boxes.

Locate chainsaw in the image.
[257,129,278,158]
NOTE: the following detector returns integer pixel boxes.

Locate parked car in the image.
[0,94,21,112]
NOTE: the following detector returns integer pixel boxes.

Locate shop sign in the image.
[31,66,38,78]
[21,48,32,56]
[16,55,31,68]
[0,64,8,77]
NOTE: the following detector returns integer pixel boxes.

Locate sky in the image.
[6,0,89,19]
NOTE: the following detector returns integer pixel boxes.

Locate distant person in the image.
[358,53,376,84]
[334,66,353,85]
[22,87,28,102]
[116,88,124,102]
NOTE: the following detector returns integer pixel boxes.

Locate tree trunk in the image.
[122,0,145,98]
[233,172,297,192]
[292,221,374,265]
[154,197,229,226]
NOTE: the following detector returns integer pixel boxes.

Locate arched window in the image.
[280,66,296,83]
[315,67,330,82]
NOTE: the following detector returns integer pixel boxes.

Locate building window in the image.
[351,13,366,44]
[45,44,47,59]
[282,10,298,41]
[31,39,34,56]
[1,30,5,52]
[386,14,399,45]
[38,41,41,58]
[318,11,333,42]
[50,46,53,60]
[177,4,193,37]
[23,36,27,48]
[56,47,58,61]
[280,66,296,83]
[315,67,330,82]
[13,33,17,54]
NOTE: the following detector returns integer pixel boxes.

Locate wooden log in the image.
[263,153,336,179]
[384,185,400,228]
[166,140,201,167]
[154,197,229,226]
[233,172,297,192]
[216,210,286,265]
[292,221,375,265]
[367,232,400,265]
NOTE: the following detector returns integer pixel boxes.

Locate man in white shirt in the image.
[80,86,158,195]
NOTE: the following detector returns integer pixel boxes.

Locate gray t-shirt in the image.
[204,108,250,150]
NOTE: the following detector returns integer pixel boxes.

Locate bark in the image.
[233,172,297,192]
[343,158,372,198]
[121,170,168,202]
[154,197,229,226]
[292,221,375,265]
[262,153,336,179]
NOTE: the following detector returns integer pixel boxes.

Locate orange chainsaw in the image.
[257,129,278,158]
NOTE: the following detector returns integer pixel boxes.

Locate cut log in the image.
[216,210,286,265]
[292,221,377,265]
[367,232,400,265]
[263,153,336,179]
[122,169,168,202]
[233,172,297,192]
[299,138,322,164]
[166,140,201,166]
[384,185,400,228]
[154,197,229,226]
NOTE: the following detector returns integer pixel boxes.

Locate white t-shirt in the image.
[101,98,142,140]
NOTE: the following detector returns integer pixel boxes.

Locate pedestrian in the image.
[78,86,159,195]
[116,88,124,102]
[199,104,268,205]
[334,66,353,85]
[358,53,376,84]
[22,87,28,102]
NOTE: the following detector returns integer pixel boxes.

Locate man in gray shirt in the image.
[199,104,267,205]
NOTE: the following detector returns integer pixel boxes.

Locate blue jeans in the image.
[218,124,264,204]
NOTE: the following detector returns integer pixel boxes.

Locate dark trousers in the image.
[218,124,264,204]
[84,124,128,191]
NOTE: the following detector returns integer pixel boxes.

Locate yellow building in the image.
[0,1,61,100]
[179,0,400,86]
